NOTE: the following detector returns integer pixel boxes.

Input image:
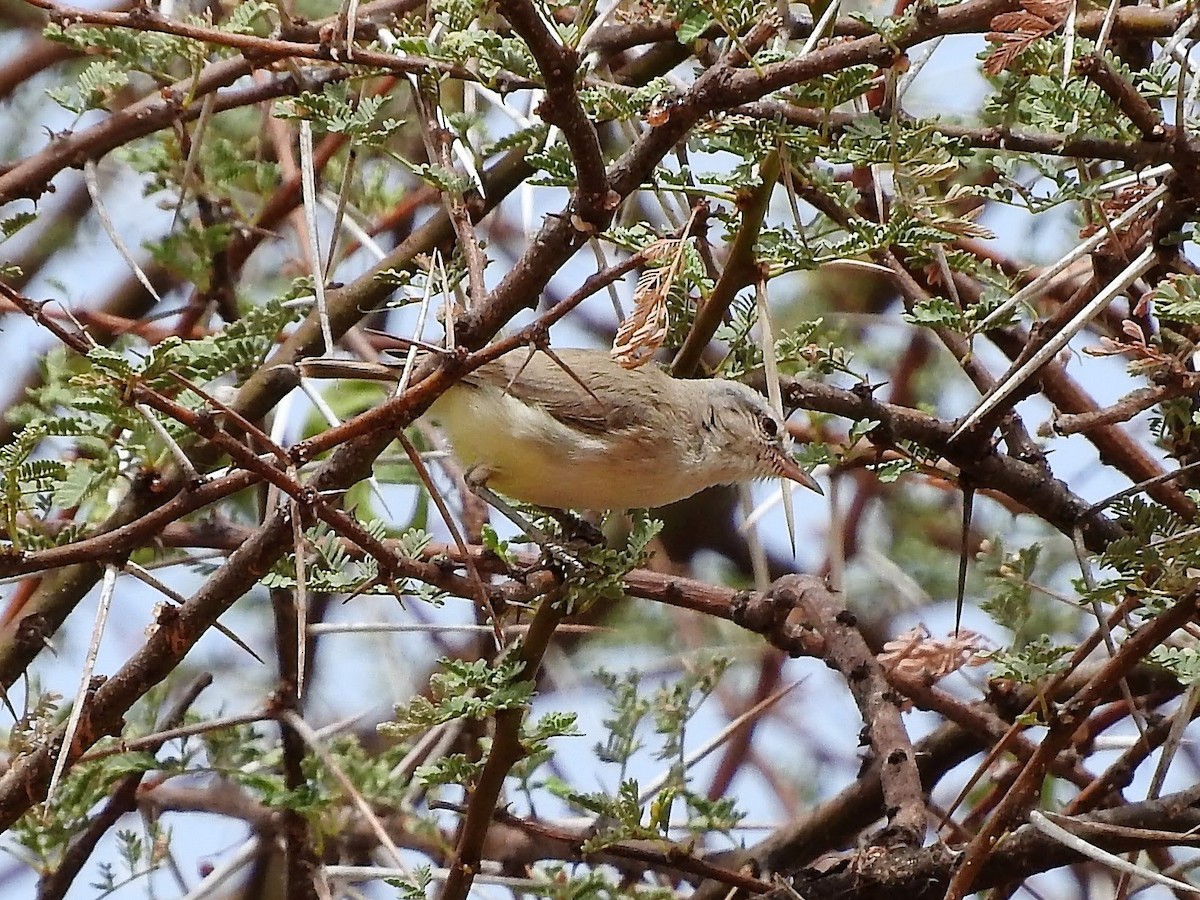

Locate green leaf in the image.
[677,11,712,43]
[1150,275,1200,324]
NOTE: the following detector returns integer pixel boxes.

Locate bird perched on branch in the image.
[303,347,822,510]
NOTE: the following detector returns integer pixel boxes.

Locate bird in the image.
[420,348,822,510]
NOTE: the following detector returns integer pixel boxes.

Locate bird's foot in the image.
[544,509,605,547]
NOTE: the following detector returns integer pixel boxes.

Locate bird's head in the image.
[698,381,823,495]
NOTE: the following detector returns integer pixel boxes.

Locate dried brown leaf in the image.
[1022,0,1070,24]
[612,239,691,368]
[983,34,1041,76]
[879,626,990,680]
[612,278,670,369]
[984,0,1066,75]
[990,11,1053,33]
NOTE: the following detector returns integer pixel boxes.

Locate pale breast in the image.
[427,381,713,509]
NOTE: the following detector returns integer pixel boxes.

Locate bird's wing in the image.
[464,350,657,436]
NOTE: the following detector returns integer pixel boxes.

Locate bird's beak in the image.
[772,450,824,495]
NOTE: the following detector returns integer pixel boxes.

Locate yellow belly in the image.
[426,383,703,509]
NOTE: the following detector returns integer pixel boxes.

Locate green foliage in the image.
[980,543,1041,635]
[533,866,678,900]
[387,18,537,85]
[484,121,549,155]
[381,656,532,740]
[47,60,129,113]
[9,750,160,871]
[1150,275,1200,325]
[673,0,773,49]
[480,524,516,565]
[518,710,583,764]
[216,0,275,35]
[552,657,741,850]
[388,865,434,900]
[295,737,417,817]
[870,458,918,483]
[202,722,273,776]
[690,115,822,171]
[983,40,1133,141]
[126,132,282,208]
[146,222,234,292]
[262,520,431,596]
[561,511,663,613]
[1097,497,1196,603]
[402,159,477,195]
[89,824,165,895]
[593,669,653,775]
[44,23,195,82]
[1134,58,1180,101]
[788,65,878,112]
[380,656,579,792]
[719,311,854,380]
[0,299,298,551]
[138,297,298,386]
[579,78,673,123]
[1,211,36,239]
[1149,647,1200,685]
[903,296,963,329]
[985,634,1072,683]
[275,84,404,145]
[440,30,538,82]
[527,142,578,187]
[412,752,486,789]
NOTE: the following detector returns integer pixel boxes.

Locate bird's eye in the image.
[759,414,779,438]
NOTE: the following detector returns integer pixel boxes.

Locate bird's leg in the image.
[463,467,583,570]
[464,463,602,546]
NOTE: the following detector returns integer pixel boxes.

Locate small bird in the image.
[425,348,821,510]
[302,347,822,510]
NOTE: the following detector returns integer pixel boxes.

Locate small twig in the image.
[48,563,118,802]
[1029,810,1200,894]
[1084,457,1200,514]
[437,587,566,900]
[76,710,269,763]
[396,432,505,649]
[1077,54,1166,141]
[299,120,335,355]
[952,245,1157,441]
[1055,383,1184,434]
[673,150,781,378]
[83,160,162,304]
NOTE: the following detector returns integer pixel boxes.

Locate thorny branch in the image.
[3,0,1200,895]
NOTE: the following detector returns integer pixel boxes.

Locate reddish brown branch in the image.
[945,588,1200,899]
[767,577,926,847]
[496,0,611,228]
[1076,54,1166,142]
